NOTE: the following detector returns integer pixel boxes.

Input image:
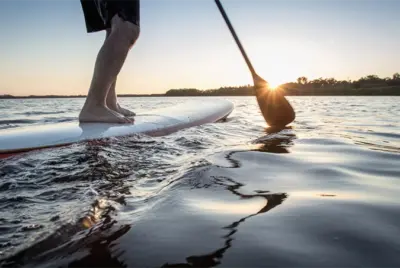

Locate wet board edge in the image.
[0,103,232,159]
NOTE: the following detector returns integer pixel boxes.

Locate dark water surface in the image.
[0,96,399,267]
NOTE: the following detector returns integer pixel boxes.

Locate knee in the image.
[112,18,140,48]
[122,22,140,47]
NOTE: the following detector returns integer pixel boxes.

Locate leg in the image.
[105,17,139,119]
[79,14,140,123]
[106,79,136,117]
[103,28,136,117]
[102,28,136,116]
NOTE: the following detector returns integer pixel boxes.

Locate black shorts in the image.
[80,0,140,33]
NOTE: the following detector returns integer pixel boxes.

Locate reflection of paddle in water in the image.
[253,126,296,154]
[214,127,296,170]
[162,176,288,268]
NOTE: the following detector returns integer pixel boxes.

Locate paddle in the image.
[214,0,295,127]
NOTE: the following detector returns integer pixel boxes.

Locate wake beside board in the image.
[0,99,234,159]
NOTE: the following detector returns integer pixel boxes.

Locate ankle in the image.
[84,98,107,109]
[106,101,118,108]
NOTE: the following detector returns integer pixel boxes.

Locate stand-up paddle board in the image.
[0,99,233,159]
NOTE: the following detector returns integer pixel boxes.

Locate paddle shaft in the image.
[214,0,256,77]
[215,0,296,127]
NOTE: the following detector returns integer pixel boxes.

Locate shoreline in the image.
[1,94,399,99]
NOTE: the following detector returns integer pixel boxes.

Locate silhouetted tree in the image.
[297,76,308,85]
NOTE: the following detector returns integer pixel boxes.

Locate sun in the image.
[264,76,288,90]
[267,81,279,90]
[248,37,320,91]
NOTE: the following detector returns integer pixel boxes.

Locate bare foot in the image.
[108,102,136,117]
[79,103,134,123]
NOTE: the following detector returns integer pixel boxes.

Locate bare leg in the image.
[79,15,140,123]
[104,28,136,117]
[107,79,136,117]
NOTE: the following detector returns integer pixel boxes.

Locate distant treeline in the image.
[165,85,254,97]
[165,73,400,96]
[2,73,399,99]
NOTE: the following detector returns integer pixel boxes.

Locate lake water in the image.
[0,96,399,267]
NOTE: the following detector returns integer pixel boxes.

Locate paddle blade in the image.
[253,74,295,127]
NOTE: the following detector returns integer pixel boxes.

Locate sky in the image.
[0,0,399,96]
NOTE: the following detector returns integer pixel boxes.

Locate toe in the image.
[123,116,134,123]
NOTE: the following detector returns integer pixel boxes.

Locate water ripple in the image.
[0,96,399,267]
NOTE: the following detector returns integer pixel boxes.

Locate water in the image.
[0,96,399,267]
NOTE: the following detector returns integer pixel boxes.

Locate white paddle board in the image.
[0,99,233,158]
